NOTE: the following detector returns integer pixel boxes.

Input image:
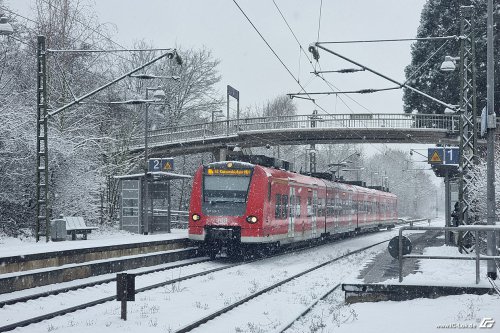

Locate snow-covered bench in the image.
[63,216,98,240]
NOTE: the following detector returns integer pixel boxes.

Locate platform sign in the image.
[148,158,174,172]
[227,85,239,100]
[428,148,444,164]
[388,236,412,259]
[428,148,459,165]
[161,158,174,171]
[443,148,459,165]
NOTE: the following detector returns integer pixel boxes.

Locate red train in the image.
[188,160,397,258]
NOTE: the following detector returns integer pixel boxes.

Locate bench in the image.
[63,216,98,240]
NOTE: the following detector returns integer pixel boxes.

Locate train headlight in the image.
[192,213,201,221]
[246,215,258,224]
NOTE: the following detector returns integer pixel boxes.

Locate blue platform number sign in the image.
[444,148,459,165]
[427,148,459,165]
[148,158,174,172]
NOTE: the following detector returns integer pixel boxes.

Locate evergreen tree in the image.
[404,0,500,114]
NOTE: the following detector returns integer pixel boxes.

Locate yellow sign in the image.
[430,150,442,163]
[163,162,172,171]
[207,168,251,176]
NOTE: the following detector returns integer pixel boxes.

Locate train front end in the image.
[188,161,265,257]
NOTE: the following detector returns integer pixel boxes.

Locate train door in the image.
[334,192,340,231]
[288,187,295,238]
[312,190,318,238]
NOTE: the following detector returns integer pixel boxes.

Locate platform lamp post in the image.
[438,5,479,255]
[440,2,496,279]
[308,110,323,173]
[34,34,182,241]
[129,74,179,235]
[144,86,166,235]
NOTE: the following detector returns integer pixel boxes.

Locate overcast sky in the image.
[8,0,429,115]
[7,0,440,167]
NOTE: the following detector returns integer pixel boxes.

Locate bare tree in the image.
[261,95,296,117]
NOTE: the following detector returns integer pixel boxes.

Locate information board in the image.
[148,158,174,172]
[428,148,459,165]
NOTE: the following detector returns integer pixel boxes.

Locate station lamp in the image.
[440,56,460,72]
[0,14,13,36]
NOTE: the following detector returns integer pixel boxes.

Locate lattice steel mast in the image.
[36,36,49,242]
[457,6,478,233]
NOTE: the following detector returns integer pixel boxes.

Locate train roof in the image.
[207,161,395,198]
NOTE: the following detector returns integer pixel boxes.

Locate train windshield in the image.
[203,176,251,203]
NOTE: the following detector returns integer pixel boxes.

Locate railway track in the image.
[0,255,211,309]
[175,240,389,333]
[0,258,240,332]
[1,221,427,332]
[0,237,341,332]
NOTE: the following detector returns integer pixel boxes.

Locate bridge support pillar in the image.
[213,148,227,162]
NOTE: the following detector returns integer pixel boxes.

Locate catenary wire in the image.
[317,36,460,44]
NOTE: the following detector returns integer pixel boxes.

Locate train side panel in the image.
[188,160,399,255]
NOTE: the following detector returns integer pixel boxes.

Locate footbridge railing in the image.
[130,113,461,149]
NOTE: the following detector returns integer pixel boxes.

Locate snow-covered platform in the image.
[344,225,499,303]
[0,229,192,293]
[342,283,496,303]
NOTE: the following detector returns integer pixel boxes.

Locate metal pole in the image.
[144,90,149,235]
[475,230,480,284]
[398,228,403,282]
[36,35,50,242]
[445,169,451,245]
[226,91,230,136]
[167,180,171,233]
[457,6,478,238]
[211,111,214,133]
[309,145,316,173]
[237,94,240,131]
[486,0,497,280]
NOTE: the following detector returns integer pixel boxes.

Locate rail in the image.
[398,225,500,284]
[130,113,461,149]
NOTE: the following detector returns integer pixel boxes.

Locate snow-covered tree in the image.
[468,143,500,222]
[404,0,500,114]
[363,149,439,218]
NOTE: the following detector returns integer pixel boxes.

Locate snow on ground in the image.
[1,217,498,333]
[0,228,188,258]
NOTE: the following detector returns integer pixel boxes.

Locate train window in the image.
[307,197,312,217]
[312,195,318,217]
[282,195,288,219]
[203,176,250,203]
[275,194,282,219]
[296,196,301,217]
[329,198,334,217]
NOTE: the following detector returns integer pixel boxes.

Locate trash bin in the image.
[50,218,66,241]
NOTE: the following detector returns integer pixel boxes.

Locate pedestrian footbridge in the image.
[130,113,462,156]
